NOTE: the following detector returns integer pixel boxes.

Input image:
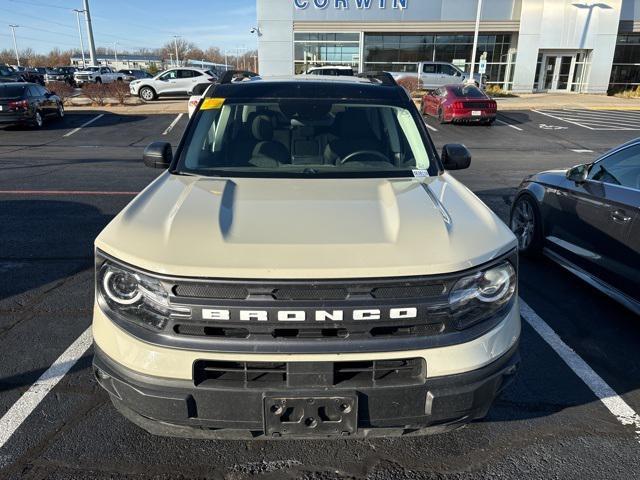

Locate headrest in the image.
[252,115,274,141]
[336,109,371,139]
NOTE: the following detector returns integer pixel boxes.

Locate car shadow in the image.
[0,112,149,132]
[0,199,114,301]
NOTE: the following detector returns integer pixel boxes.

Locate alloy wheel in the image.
[511,199,535,251]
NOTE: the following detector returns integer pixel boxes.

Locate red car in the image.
[422,84,497,125]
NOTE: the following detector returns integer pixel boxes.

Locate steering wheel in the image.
[340,150,390,164]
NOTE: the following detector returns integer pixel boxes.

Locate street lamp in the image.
[73,9,87,68]
[112,41,119,67]
[9,24,20,67]
[172,35,181,67]
[469,0,483,82]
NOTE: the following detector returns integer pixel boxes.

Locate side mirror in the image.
[143,142,172,169]
[441,144,471,170]
[566,164,589,183]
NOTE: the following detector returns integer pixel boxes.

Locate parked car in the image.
[390,62,483,90]
[46,67,77,85]
[423,85,497,125]
[129,68,217,101]
[0,82,64,129]
[118,69,152,82]
[20,67,45,85]
[187,82,211,117]
[74,66,123,86]
[0,64,22,83]
[511,140,640,314]
[303,65,354,76]
[92,73,520,440]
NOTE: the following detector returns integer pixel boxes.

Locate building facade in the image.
[257,0,640,93]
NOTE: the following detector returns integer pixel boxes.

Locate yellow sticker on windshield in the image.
[200,98,225,110]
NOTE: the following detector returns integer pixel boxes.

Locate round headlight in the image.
[450,261,516,307]
[476,263,516,303]
[102,268,142,305]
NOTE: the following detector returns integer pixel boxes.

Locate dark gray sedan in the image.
[511,140,640,315]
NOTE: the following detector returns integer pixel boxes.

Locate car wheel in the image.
[139,87,156,101]
[437,108,447,124]
[57,103,65,119]
[33,110,44,129]
[510,194,542,257]
[95,78,102,84]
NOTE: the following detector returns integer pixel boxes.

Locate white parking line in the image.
[495,118,523,131]
[520,299,640,443]
[63,114,105,138]
[0,327,92,449]
[533,109,592,130]
[163,113,184,135]
[571,149,594,153]
[424,122,438,132]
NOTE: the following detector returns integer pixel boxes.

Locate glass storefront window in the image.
[294,32,360,74]
[610,34,640,91]
[363,32,513,87]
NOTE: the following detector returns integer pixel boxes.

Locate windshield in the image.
[177,100,435,178]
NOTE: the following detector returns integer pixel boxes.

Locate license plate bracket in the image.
[264,394,358,438]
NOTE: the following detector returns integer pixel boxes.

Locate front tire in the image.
[510,194,543,257]
[95,78,102,84]
[32,110,44,129]
[56,103,65,120]
[139,86,156,101]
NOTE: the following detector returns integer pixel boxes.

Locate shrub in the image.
[485,84,517,98]
[108,80,130,105]
[82,83,110,106]
[396,76,421,95]
[47,81,75,105]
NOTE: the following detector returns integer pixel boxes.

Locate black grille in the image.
[174,284,248,299]
[372,284,445,299]
[194,361,286,387]
[462,101,493,109]
[334,358,425,387]
[272,287,348,300]
[193,358,425,389]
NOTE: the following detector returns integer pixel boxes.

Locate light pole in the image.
[469,0,483,83]
[173,35,181,67]
[112,42,119,67]
[73,9,87,68]
[169,52,174,67]
[83,0,97,66]
[9,24,20,67]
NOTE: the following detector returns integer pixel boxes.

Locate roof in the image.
[208,76,408,102]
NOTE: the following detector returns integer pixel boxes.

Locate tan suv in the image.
[92,72,520,439]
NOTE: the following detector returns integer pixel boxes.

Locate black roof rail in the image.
[357,71,398,86]
[218,70,260,85]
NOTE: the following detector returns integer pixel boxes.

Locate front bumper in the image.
[92,302,520,439]
[94,342,519,439]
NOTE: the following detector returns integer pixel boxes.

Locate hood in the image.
[96,173,516,279]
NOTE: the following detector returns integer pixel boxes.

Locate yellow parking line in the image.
[587,107,640,111]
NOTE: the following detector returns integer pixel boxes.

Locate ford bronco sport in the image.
[93,71,520,439]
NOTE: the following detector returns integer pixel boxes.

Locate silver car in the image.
[129,68,217,101]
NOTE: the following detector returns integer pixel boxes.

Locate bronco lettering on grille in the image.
[201,308,419,322]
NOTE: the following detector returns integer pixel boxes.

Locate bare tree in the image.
[162,38,197,66]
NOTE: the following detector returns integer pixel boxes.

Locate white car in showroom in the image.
[129,67,217,101]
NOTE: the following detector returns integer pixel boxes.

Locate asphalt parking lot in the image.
[0,109,639,479]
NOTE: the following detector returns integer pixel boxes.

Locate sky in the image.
[0,0,258,54]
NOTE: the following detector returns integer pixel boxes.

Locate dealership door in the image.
[540,54,576,92]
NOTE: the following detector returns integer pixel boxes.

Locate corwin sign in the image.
[294,0,408,10]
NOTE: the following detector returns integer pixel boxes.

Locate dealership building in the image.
[257,0,640,93]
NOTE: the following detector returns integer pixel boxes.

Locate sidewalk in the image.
[65,99,187,115]
[496,93,640,111]
[64,93,640,115]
